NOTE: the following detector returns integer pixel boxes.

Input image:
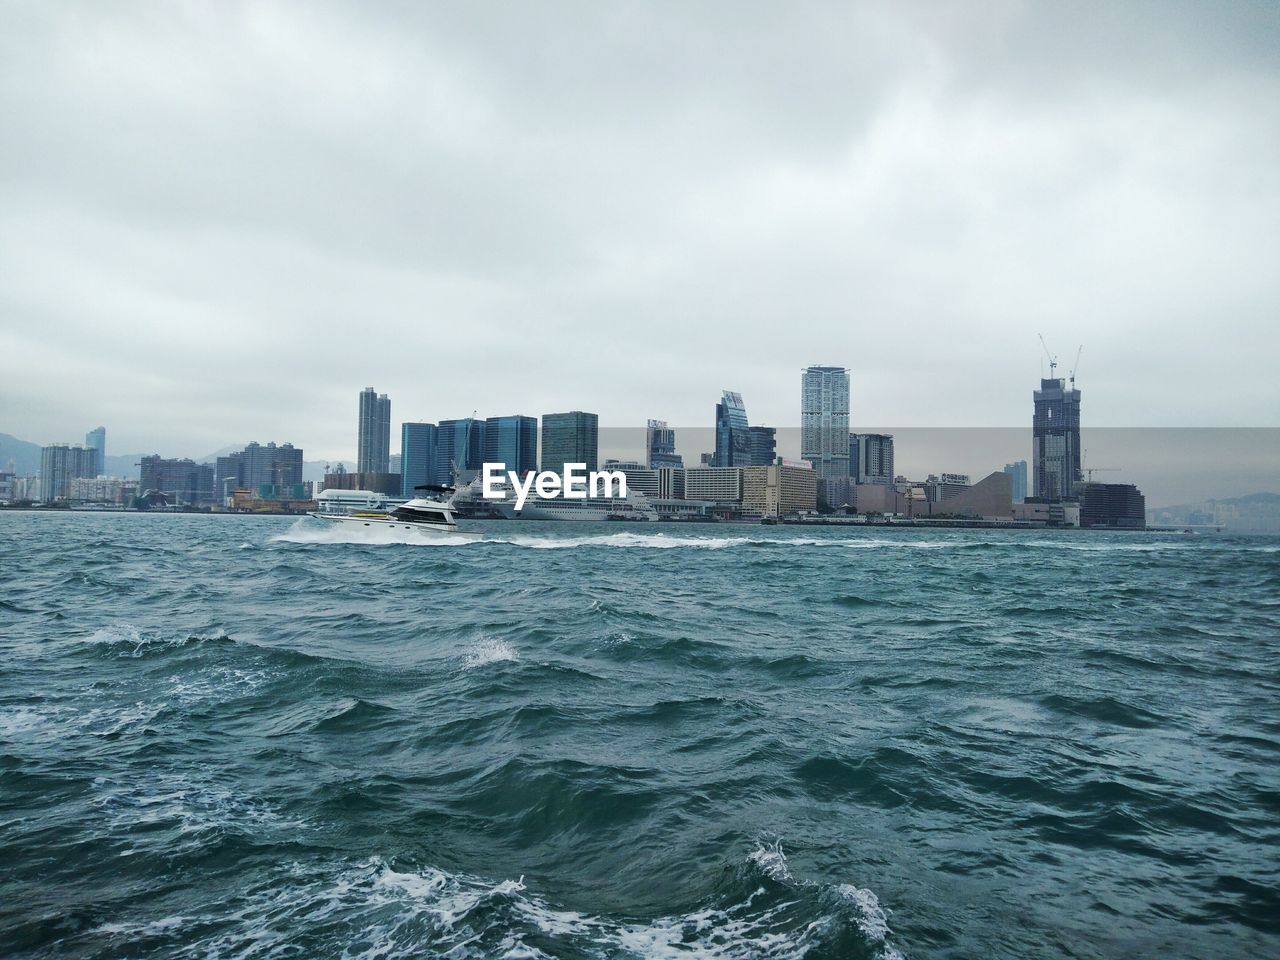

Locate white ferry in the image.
[502,491,658,521]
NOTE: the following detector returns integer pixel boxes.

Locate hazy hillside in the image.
[0,433,41,474]
[2,433,145,479]
[1151,491,1280,534]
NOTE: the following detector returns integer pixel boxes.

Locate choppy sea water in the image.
[1,512,1278,960]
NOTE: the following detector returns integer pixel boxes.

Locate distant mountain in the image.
[198,446,242,463]
[1151,491,1280,534]
[1,433,147,479]
[1154,491,1280,511]
[103,455,143,479]
[304,460,352,483]
[0,433,41,475]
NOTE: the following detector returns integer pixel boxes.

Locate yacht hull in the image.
[307,513,482,541]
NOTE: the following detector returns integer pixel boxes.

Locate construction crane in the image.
[1084,467,1119,481]
[1069,345,1082,388]
[1038,333,1058,378]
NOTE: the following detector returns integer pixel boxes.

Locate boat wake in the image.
[270,519,479,547]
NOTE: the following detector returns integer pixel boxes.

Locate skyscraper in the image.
[801,366,850,484]
[138,455,214,505]
[1033,377,1081,500]
[215,442,304,494]
[436,418,486,483]
[401,422,439,497]
[852,433,895,484]
[1003,460,1028,503]
[646,419,682,469]
[714,391,751,467]
[40,444,97,500]
[541,411,598,474]
[357,387,391,474]
[85,426,105,476]
[747,425,776,466]
[485,415,538,476]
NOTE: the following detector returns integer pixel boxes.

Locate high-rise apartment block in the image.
[139,455,214,505]
[215,442,304,495]
[40,444,97,501]
[801,366,850,484]
[851,433,894,485]
[357,387,391,474]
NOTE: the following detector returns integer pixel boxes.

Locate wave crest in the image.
[80,846,906,959]
[463,638,519,669]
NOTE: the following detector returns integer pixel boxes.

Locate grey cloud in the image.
[1,0,1278,486]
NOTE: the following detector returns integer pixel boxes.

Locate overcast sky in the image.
[2,1,1278,463]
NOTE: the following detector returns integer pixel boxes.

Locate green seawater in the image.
[1,512,1277,959]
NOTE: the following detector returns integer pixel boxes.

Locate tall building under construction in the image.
[1032,375,1082,501]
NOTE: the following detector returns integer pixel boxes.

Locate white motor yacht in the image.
[308,485,481,541]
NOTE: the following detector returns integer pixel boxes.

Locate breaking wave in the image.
[81,844,905,960]
[463,638,520,669]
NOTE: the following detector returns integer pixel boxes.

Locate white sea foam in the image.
[747,839,794,882]
[269,520,1197,553]
[498,532,754,549]
[78,624,205,658]
[0,706,52,737]
[91,915,189,937]
[167,665,273,704]
[88,848,907,959]
[0,699,157,741]
[270,518,479,547]
[463,639,519,669]
[92,773,303,843]
[496,532,855,550]
[838,884,893,943]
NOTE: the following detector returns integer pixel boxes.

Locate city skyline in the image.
[6,418,1280,511]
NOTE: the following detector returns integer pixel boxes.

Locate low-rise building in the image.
[651,498,716,520]
[684,466,743,503]
[603,463,685,500]
[1077,482,1146,529]
[925,473,971,503]
[1014,500,1081,526]
[67,476,138,504]
[742,462,818,518]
